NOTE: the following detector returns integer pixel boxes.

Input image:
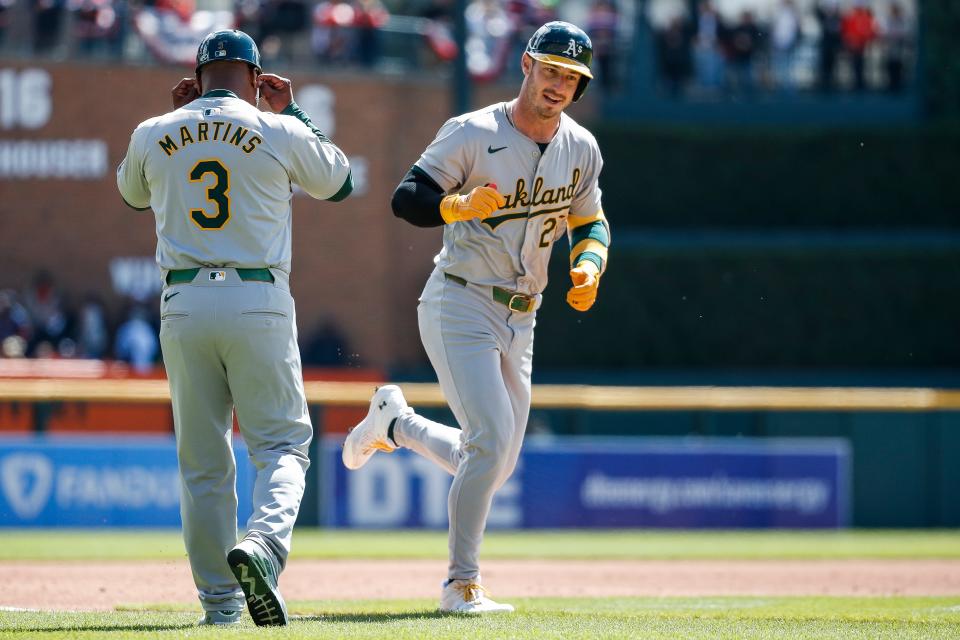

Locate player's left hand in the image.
[171,78,200,109]
[566,262,600,312]
[257,73,294,113]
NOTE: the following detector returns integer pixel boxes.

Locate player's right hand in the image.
[257,73,295,113]
[439,184,506,224]
[171,78,200,109]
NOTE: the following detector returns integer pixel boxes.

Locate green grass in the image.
[2,528,960,561]
[2,529,958,637]
[2,597,959,639]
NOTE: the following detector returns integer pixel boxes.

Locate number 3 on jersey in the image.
[189,159,230,229]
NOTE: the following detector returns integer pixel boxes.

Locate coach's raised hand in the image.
[257,73,295,113]
[171,78,200,110]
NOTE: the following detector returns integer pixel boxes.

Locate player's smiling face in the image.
[521,56,580,118]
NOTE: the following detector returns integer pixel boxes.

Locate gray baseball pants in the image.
[159,268,312,613]
[394,268,535,580]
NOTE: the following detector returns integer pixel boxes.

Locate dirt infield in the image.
[6,559,960,611]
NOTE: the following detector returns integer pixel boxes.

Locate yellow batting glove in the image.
[566,261,601,312]
[439,183,506,224]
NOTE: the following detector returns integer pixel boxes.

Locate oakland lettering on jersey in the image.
[502,167,581,210]
[157,121,262,157]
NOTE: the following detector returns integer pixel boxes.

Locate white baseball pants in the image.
[159,268,312,613]
[394,267,536,580]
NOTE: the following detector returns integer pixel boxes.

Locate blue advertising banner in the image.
[0,436,255,527]
[323,436,850,529]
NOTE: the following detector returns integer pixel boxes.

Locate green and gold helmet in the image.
[196,29,262,75]
[525,21,593,101]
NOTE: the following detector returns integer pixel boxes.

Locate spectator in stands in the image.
[692,0,724,94]
[134,0,233,66]
[154,0,194,22]
[770,0,801,92]
[76,293,110,359]
[420,0,452,22]
[259,0,309,63]
[33,339,57,358]
[312,0,387,66]
[815,0,843,93]
[71,0,123,58]
[464,0,511,80]
[234,0,264,41]
[881,2,909,94]
[655,15,692,98]
[301,319,351,366]
[114,303,158,374]
[724,10,762,98]
[505,0,551,37]
[33,0,66,55]
[503,0,554,79]
[841,0,877,92]
[418,0,458,66]
[587,0,619,92]
[23,270,70,357]
[312,0,355,62]
[1,335,27,359]
[57,336,78,358]
[353,0,389,67]
[0,0,14,49]
[0,289,32,349]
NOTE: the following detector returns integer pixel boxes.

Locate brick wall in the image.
[1,61,599,369]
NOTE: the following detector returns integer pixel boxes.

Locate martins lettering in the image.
[157,120,258,157]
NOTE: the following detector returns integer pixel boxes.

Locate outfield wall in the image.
[321,437,849,529]
[0,435,847,529]
[2,378,959,528]
[0,436,254,527]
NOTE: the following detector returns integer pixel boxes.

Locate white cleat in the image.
[440,579,515,614]
[342,385,411,470]
[197,609,242,625]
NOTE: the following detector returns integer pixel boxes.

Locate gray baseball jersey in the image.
[118,90,350,614]
[388,101,608,583]
[416,101,604,295]
[118,91,350,279]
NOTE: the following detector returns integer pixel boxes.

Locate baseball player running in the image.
[342,21,610,613]
[117,30,352,626]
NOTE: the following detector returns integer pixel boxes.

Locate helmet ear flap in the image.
[573,75,590,102]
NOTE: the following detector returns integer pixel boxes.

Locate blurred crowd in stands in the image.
[650,0,914,98]
[0,271,355,372]
[0,1,913,98]
[0,0,626,91]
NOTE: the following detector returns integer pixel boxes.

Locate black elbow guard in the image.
[391,183,411,218]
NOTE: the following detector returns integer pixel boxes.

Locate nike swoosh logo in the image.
[487,145,508,154]
[164,291,181,302]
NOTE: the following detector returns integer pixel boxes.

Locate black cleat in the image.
[227,542,289,626]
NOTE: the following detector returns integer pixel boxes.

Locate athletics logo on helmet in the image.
[563,40,583,57]
[525,21,593,101]
[196,29,262,75]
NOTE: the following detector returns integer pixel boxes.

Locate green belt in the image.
[166,268,274,285]
[444,272,535,313]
